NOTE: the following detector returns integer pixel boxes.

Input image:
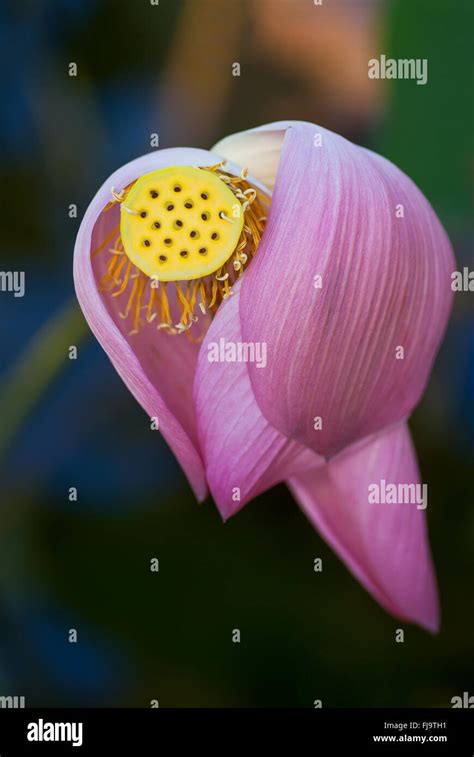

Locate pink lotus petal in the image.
[74,148,229,500]
[193,280,322,520]
[288,422,440,631]
[231,121,455,457]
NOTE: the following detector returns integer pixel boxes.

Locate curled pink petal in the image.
[213,126,286,191]
[237,121,455,457]
[288,422,440,632]
[74,148,227,500]
[193,280,322,519]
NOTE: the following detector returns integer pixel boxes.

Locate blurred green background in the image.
[0,0,472,707]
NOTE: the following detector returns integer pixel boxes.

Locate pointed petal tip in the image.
[387,581,440,634]
[194,482,209,504]
[420,594,441,635]
[426,616,441,635]
[289,423,441,633]
[395,600,440,635]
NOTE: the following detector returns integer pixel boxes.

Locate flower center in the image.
[94,161,268,335]
[120,166,244,282]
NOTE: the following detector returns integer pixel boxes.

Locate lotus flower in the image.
[74,121,454,632]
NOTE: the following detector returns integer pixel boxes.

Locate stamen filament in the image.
[146,283,157,322]
[92,225,120,257]
[119,275,140,319]
[112,259,133,297]
[160,282,171,325]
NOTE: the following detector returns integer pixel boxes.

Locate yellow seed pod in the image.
[120,166,244,282]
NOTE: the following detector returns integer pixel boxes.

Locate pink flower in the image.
[74,121,454,631]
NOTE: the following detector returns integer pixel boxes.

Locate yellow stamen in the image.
[119,275,139,320]
[92,224,120,257]
[146,283,157,323]
[130,276,146,334]
[112,259,133,297]
[199,280,207,314]
[209,277,219,309]
[100,252,120,291]
[110,254,127,288]
[160,282,171,325]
